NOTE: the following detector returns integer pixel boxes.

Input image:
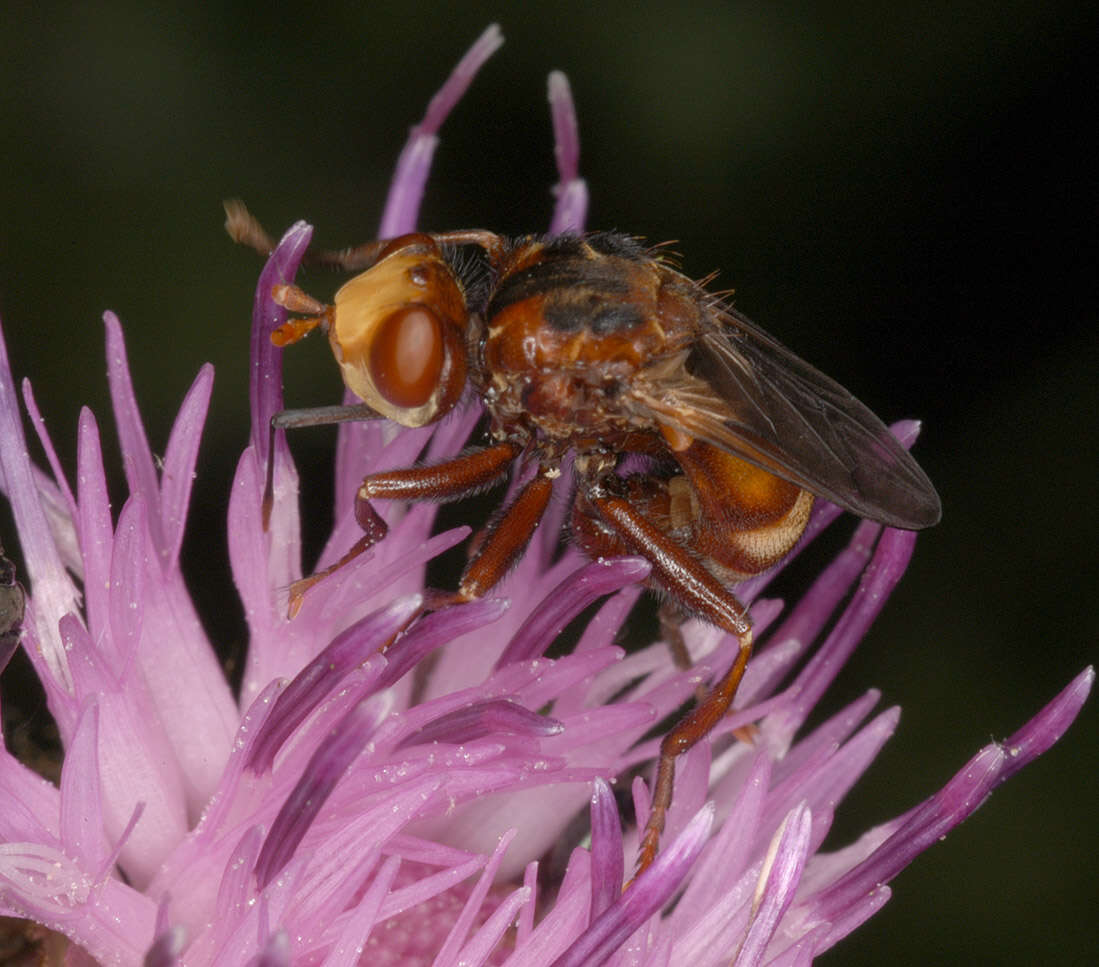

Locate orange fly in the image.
[226,201,940,871]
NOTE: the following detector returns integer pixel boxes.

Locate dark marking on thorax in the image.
[488,236,653,337]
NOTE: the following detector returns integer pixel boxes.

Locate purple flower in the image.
[0,24,1091,967]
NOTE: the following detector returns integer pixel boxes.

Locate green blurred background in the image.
[1,2,1095,964]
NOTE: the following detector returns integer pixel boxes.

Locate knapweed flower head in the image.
[0,25,1091,967]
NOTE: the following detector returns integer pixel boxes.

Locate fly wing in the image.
[629,304,941,529]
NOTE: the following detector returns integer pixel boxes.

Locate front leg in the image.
[352,441,522,542]
[285,442,521,616]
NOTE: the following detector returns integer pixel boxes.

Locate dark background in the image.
[1,3,1095,964]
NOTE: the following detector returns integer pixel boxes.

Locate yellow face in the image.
[328,247,469,427]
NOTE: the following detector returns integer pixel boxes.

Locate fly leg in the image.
[586,486,753,876]
[380,466,555,615]
[659,600,693,671]
[448,468,556,606]
[283,442,521,617]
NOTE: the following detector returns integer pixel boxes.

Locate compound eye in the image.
[369,305,444,409]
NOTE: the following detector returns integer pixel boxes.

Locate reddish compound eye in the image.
[369,305,445,408]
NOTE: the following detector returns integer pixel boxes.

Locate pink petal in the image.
[379,24,504,237]
[59,700,110,872]
[589,777,624,920]
[104,312,165,553]
[548,71,588,235]
[158,362,213,566]
[551,804,714,967]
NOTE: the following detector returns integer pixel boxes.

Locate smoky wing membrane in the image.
[632,307,941,529]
